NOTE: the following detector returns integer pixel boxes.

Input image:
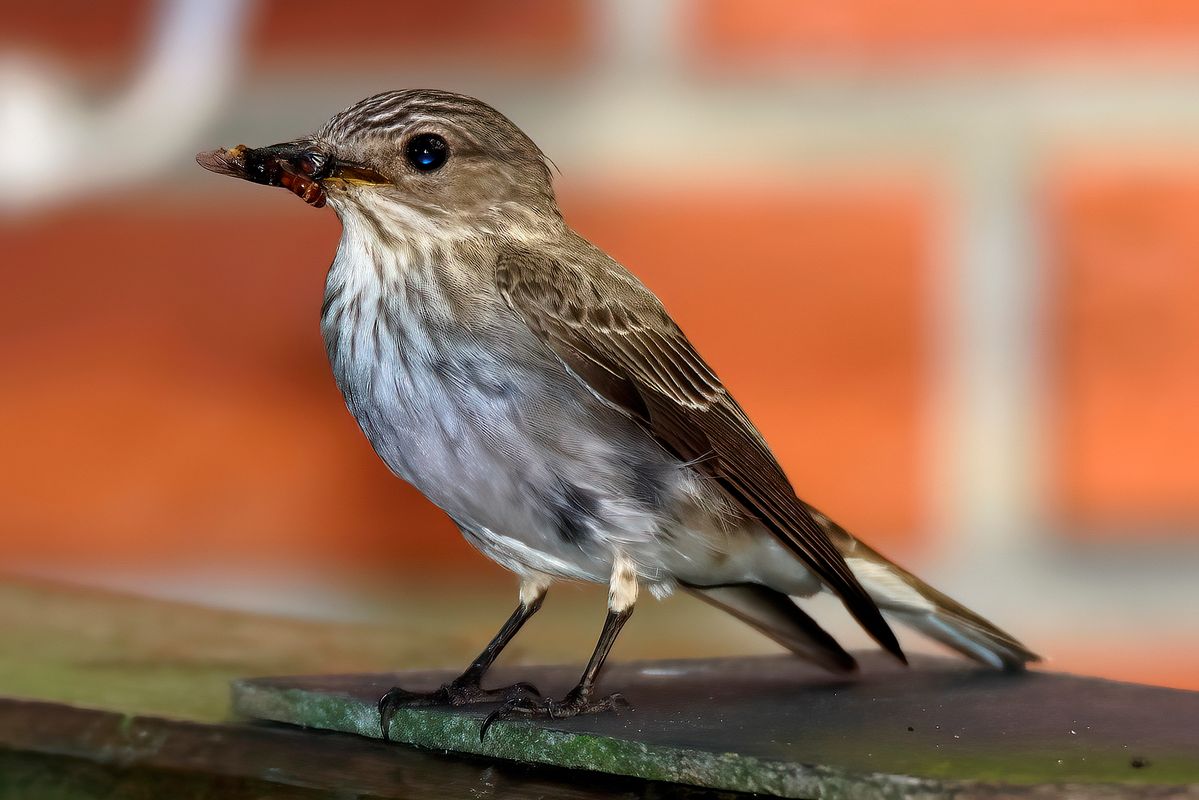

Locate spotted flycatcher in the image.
[198,89,1038,738]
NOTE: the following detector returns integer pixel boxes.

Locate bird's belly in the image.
[344,352,547,533]
[323,304,662,582]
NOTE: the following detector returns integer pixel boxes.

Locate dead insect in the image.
[277,165,327,208]
[196,144,328,208]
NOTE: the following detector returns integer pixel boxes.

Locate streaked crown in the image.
[315,89,558,228]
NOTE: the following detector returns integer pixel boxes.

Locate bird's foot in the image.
[479,686,631,741]
[378,678,540,740]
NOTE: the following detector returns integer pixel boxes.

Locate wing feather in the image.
[496,246,905,662]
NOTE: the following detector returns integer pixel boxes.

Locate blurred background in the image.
[1,1,1197,691]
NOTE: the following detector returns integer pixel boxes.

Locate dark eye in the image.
[296,151,329,178]
[405,133,448,172]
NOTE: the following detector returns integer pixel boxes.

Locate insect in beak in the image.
[196,143,387,208]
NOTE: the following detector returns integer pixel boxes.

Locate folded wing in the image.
[496,246,906,663]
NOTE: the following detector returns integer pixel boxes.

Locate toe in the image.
[377,685,454,738]
[377,689,406,740]
[479,695,544,741]
[445,680,542,706]
[476,689,632,741]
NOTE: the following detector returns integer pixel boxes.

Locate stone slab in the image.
[233,654,1199,799]
[0,696,732,799]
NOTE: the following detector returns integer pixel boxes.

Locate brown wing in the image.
[496,246,905,663]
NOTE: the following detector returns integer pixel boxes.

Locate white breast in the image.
[318,214,630,581]
[320,218,488,513]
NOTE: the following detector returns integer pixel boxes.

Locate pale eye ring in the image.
[405,133,449,172]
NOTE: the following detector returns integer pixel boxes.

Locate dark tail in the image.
[683,583,857,672]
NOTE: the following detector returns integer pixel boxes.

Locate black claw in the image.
[378,690,399,740]
[479,706,506,741]
[378,684,448,740]
[478,683,549,740]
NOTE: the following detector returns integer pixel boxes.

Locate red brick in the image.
[1045,158,1199,534]
[249,0,592,71]
[689,0,1199,66]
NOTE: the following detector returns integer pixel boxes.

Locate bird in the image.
[197,89,1039,739]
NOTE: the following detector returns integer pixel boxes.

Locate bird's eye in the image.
[405,133,448,172]
[296,151,329,178]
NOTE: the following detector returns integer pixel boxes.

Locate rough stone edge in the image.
[232,680,1199,800]
[231,679,972,800]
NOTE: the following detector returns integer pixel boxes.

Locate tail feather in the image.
[688,506,1040,672]
[898,609,1038,670]
[883,567,1041,670]
[683,583,858,673]
[812,511,1041,671]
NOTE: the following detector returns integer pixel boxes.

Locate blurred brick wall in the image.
[1046,159,1199,534]
[689,0,1199,63]
[1,0,1198,583]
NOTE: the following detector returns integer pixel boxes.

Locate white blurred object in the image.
[0,0,248,214]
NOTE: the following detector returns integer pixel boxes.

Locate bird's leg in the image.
[378,575,549,739]
[480,556,636,739]
[443,577,550,699]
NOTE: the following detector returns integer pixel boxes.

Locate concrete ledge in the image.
[233,654,1199,799]
[0,697,714,799]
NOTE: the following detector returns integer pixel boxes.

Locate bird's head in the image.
[198,89,560,239]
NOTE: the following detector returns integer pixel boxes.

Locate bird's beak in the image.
[196,141,387,209]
